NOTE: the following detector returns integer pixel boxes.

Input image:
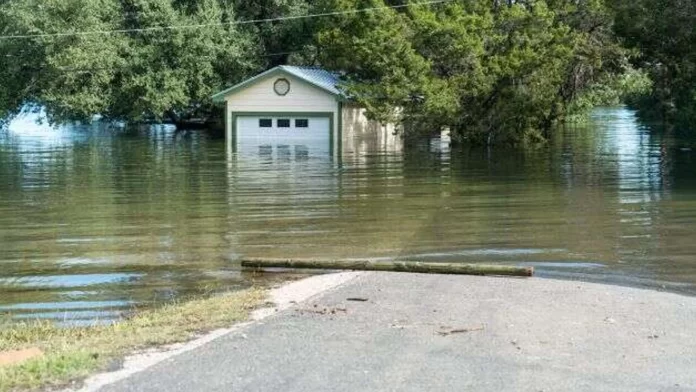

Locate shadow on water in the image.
[1,106,696,324]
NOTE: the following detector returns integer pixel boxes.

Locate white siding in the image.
[221,72,405,157]
[225,74,337,112]
[341,103,402,155]
[224,74,339,153]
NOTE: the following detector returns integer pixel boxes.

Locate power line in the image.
[3,50,310,74]
[0,0,452,41]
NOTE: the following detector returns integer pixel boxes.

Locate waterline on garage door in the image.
[233,114,334,160]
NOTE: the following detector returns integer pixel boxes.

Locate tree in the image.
[315,0,432,124]
[0,0,124,124]
[0,0,258,125]
[313,0,627,145]
[232,0,317,66]
[612,0,696,129]
[0,0,647,142]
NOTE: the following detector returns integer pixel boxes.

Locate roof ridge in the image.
[281,65,329,70]
[212,65,343,101]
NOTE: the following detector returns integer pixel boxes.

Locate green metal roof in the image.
[212,66,343,102]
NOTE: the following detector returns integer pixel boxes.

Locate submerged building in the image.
[212,66,401,159]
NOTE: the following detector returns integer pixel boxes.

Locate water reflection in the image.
[1,107,696,324]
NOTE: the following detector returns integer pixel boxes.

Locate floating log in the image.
[241,258,533,277]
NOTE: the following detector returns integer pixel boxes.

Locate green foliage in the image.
[1,0,691,141]
[315,0,431,124]
[232,0,316,66]
[315,0,627,145]
[612,0,696,128]
[568,67,653,117]
[0,0,258,124]
[0,288,265,392]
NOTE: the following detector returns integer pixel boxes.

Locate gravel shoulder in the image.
[96,272,696,392]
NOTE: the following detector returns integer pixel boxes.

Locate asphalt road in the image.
[99,273,696,392]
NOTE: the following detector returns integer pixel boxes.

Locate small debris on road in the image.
[347,297,369,302]
[437,325,485,336]
[296,306,348,316]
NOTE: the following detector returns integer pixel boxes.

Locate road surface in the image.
[97,272,696,392]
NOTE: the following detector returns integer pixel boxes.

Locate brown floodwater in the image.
[1,107,695,325]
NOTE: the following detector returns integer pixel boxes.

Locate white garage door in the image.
[236,116,331,159]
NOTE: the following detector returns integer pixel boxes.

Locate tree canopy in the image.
[315,0,627,144]
[0,0,693,143]
[612,0,696,129]
[0,0,257,124]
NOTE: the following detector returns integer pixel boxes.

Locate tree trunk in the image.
[241,258,534,277]
[166,109,181,125]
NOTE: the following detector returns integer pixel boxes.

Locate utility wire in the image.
[4,50,309,74]
[0,0,452,41]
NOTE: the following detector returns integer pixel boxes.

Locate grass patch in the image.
[0,288,267,392]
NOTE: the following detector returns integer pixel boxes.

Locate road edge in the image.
[71,272,364,392]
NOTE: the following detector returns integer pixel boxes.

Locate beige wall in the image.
[341,103,402,155]
[222,75,404,156]
[224,74,340,152]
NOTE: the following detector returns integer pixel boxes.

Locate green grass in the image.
[0,288,267,392]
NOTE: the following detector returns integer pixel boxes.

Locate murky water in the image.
[1,107,696,324]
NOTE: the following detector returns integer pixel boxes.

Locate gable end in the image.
[212,67,343,102]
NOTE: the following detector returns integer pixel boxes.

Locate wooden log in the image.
[241,258,533,277]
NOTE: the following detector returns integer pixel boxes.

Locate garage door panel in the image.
[236,116,331,159]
